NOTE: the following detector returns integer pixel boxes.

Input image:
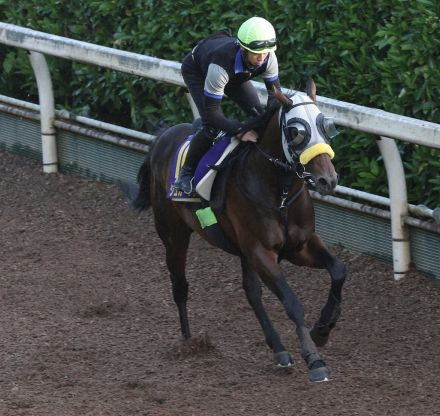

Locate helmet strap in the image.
[240,48,258,71]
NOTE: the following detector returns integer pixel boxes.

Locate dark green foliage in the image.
[0,0,439,206]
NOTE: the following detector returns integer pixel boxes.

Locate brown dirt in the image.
[0,150,439,416]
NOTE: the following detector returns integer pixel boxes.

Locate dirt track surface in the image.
[0,150,439,416]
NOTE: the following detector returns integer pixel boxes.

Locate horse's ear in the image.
[306,79,316,102]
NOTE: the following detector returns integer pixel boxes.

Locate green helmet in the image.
[237,17,277,53]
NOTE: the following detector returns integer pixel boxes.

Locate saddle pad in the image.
[195,136,239,200]
[167,136,201,202]
[167,134,239,202]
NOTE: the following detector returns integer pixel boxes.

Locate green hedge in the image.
[0,0,439,206]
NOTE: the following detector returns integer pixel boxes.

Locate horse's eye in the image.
[288,123,307,145]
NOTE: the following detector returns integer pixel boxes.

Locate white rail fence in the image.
[0,22,439,280]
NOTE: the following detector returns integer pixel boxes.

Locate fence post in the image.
[376,136,410,280]
[28,51,58,173]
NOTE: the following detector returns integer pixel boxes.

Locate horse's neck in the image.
[236,110,301,194]
[258,110,284,160]
[246,109,284,177]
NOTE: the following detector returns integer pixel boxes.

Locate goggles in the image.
[241,38,276,52]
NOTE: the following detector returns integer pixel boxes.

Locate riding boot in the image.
[174,129,212,194]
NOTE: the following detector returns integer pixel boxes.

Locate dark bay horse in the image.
[130,81,346,382]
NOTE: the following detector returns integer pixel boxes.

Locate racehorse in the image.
[129,80,346,382]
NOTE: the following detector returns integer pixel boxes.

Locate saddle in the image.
[167,132,240,202]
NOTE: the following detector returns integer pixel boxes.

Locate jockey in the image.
[174,16,281,194]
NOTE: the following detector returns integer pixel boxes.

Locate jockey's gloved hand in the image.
[239,107,262,132]
[235,125,253,139]
[240,115,262,133]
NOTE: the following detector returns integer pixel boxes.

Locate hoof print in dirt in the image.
[80,299,128,318]
[166,334,216,359]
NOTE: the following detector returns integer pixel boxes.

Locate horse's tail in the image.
[119,153,151,211]
[132,155,152,211]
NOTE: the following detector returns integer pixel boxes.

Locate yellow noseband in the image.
[299,143,335,165]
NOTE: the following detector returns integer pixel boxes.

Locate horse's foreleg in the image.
[250,247,329,382]
[293,234,347,347]
[155,212,192,340]
[240,257,293,367]
[310,249,346,347]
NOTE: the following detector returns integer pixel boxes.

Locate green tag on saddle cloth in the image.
[196,207,218,229]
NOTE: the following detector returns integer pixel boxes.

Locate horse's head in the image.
[273,80,338,195]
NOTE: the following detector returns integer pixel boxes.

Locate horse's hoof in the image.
[310,325,330,347]
[309,365,330,382]
[273,351,293,368]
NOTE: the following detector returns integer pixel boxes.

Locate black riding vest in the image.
[192,36,272,88]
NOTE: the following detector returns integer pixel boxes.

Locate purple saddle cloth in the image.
[167,134,232,201]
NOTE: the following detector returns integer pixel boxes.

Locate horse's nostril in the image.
[317,177,330,189]
[317,176,337,193]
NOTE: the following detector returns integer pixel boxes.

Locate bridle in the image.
[253,141,315,187]
[253,102,317,188]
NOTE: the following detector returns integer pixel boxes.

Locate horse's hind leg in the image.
[241,258,293,367]
[293,234,347,347]
[154,209,192,340]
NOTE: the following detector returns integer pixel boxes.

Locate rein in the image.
[252,140,315,187]
[235,164,305,216]
[252,142,306,237]
[234,140,306,226]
